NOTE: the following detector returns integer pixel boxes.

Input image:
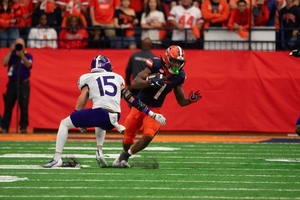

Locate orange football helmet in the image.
[162,45,186,75]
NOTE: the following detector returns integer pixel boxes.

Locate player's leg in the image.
[130,107,161,154]
[118,108,161,168]
[43,116,75,168]
[295,116,300,136]
[120,115,160,163]
[95,127,107,167]
[113,108,143,167]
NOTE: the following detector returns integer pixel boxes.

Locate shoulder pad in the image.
[146,57,163,73]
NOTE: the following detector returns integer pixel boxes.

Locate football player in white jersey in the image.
[43,55,166,168]
[168,0,203,46]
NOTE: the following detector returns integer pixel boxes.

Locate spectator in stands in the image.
[161,0,175,21]
[59,15,88,48]
[280,0,300,50]
[141,0,166,48]
[111,0,138,49]
[57,0,89,27]
[201,0,230,29]
[275,0,285,49]
[125,37,155,96]
[253,0,270,26]
[89,0,120,37]
[27,13,58,48]
[129,0,143,27]
[0,0,24,47]
[88,25,110,49]
[168,0,203,48]
[227,0,253,39]
[15,0,34,26]
[31,0,58,27]
[265,0,277,26]
[14,0,34,41]
[229,0,256,9]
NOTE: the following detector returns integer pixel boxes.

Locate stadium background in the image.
[0,48,299,133]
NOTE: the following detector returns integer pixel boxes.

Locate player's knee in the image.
[61,117,74,128]
[124,136,134,146]
[295,125,300,136]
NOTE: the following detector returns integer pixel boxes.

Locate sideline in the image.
[0,132,298,143]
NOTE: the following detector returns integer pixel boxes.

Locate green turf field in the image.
[0,140,300,199]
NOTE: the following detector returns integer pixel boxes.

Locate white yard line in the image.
[0,195,295,199]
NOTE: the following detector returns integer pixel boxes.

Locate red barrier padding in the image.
[0,49,299,133]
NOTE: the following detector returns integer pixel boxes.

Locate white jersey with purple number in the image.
[168,5,202,41]
[78,71,125,113]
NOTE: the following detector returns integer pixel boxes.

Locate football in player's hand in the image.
[146,73,167,88]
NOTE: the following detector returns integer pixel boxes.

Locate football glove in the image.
[290,49,300,58]
[152,113,166,125]
[188,90,202,103]
[147,73,167,88]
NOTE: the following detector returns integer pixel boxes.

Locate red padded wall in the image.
[0,49,299,133]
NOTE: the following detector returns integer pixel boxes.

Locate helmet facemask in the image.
[167,58,185,75]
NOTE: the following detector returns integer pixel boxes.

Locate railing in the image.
[2,26,292,51]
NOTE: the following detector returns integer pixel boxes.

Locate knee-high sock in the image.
[95,127,106,148]
[55,116,75,153]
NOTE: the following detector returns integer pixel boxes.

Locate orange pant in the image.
[123,107,162,145]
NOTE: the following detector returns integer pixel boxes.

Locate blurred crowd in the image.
[0,0,299,50]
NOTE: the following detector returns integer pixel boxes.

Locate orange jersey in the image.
[129,0,143,13]
[0,2,24,28]
[90,0,120,24]
[201,0,230,28]
[227,7,252,30]
[59,28,89,48]
[57,0,88,26]
[14,0,34,26]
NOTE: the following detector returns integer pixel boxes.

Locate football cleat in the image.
[112,157,121,168]
[120,160,130,168]
[43,158,63,168]
[96,150,107,168]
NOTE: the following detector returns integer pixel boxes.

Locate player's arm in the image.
[131,67,152,89]
[174,85,202,106]
[75,86,89,111]
[121,85,166,125]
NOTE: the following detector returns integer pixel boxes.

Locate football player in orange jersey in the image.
[113,45,202,168]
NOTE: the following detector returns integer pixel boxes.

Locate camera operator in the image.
[1,38,33,134]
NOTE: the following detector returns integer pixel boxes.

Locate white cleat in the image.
[96,150,107,168]
[112,157,121,167]
[43,158,63,168]
[120,160,130,168]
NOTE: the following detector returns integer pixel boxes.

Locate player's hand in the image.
[290,49,300,58]
[78,127,87,133]
[152,113,166,125]
[147,73,167,88]
[188,90,202,103]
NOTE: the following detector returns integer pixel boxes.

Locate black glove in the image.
[146,73,167,88]
[290,49,300,58]
[188,90,202,103]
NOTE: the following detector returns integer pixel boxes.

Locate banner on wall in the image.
[0,49,299,133]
